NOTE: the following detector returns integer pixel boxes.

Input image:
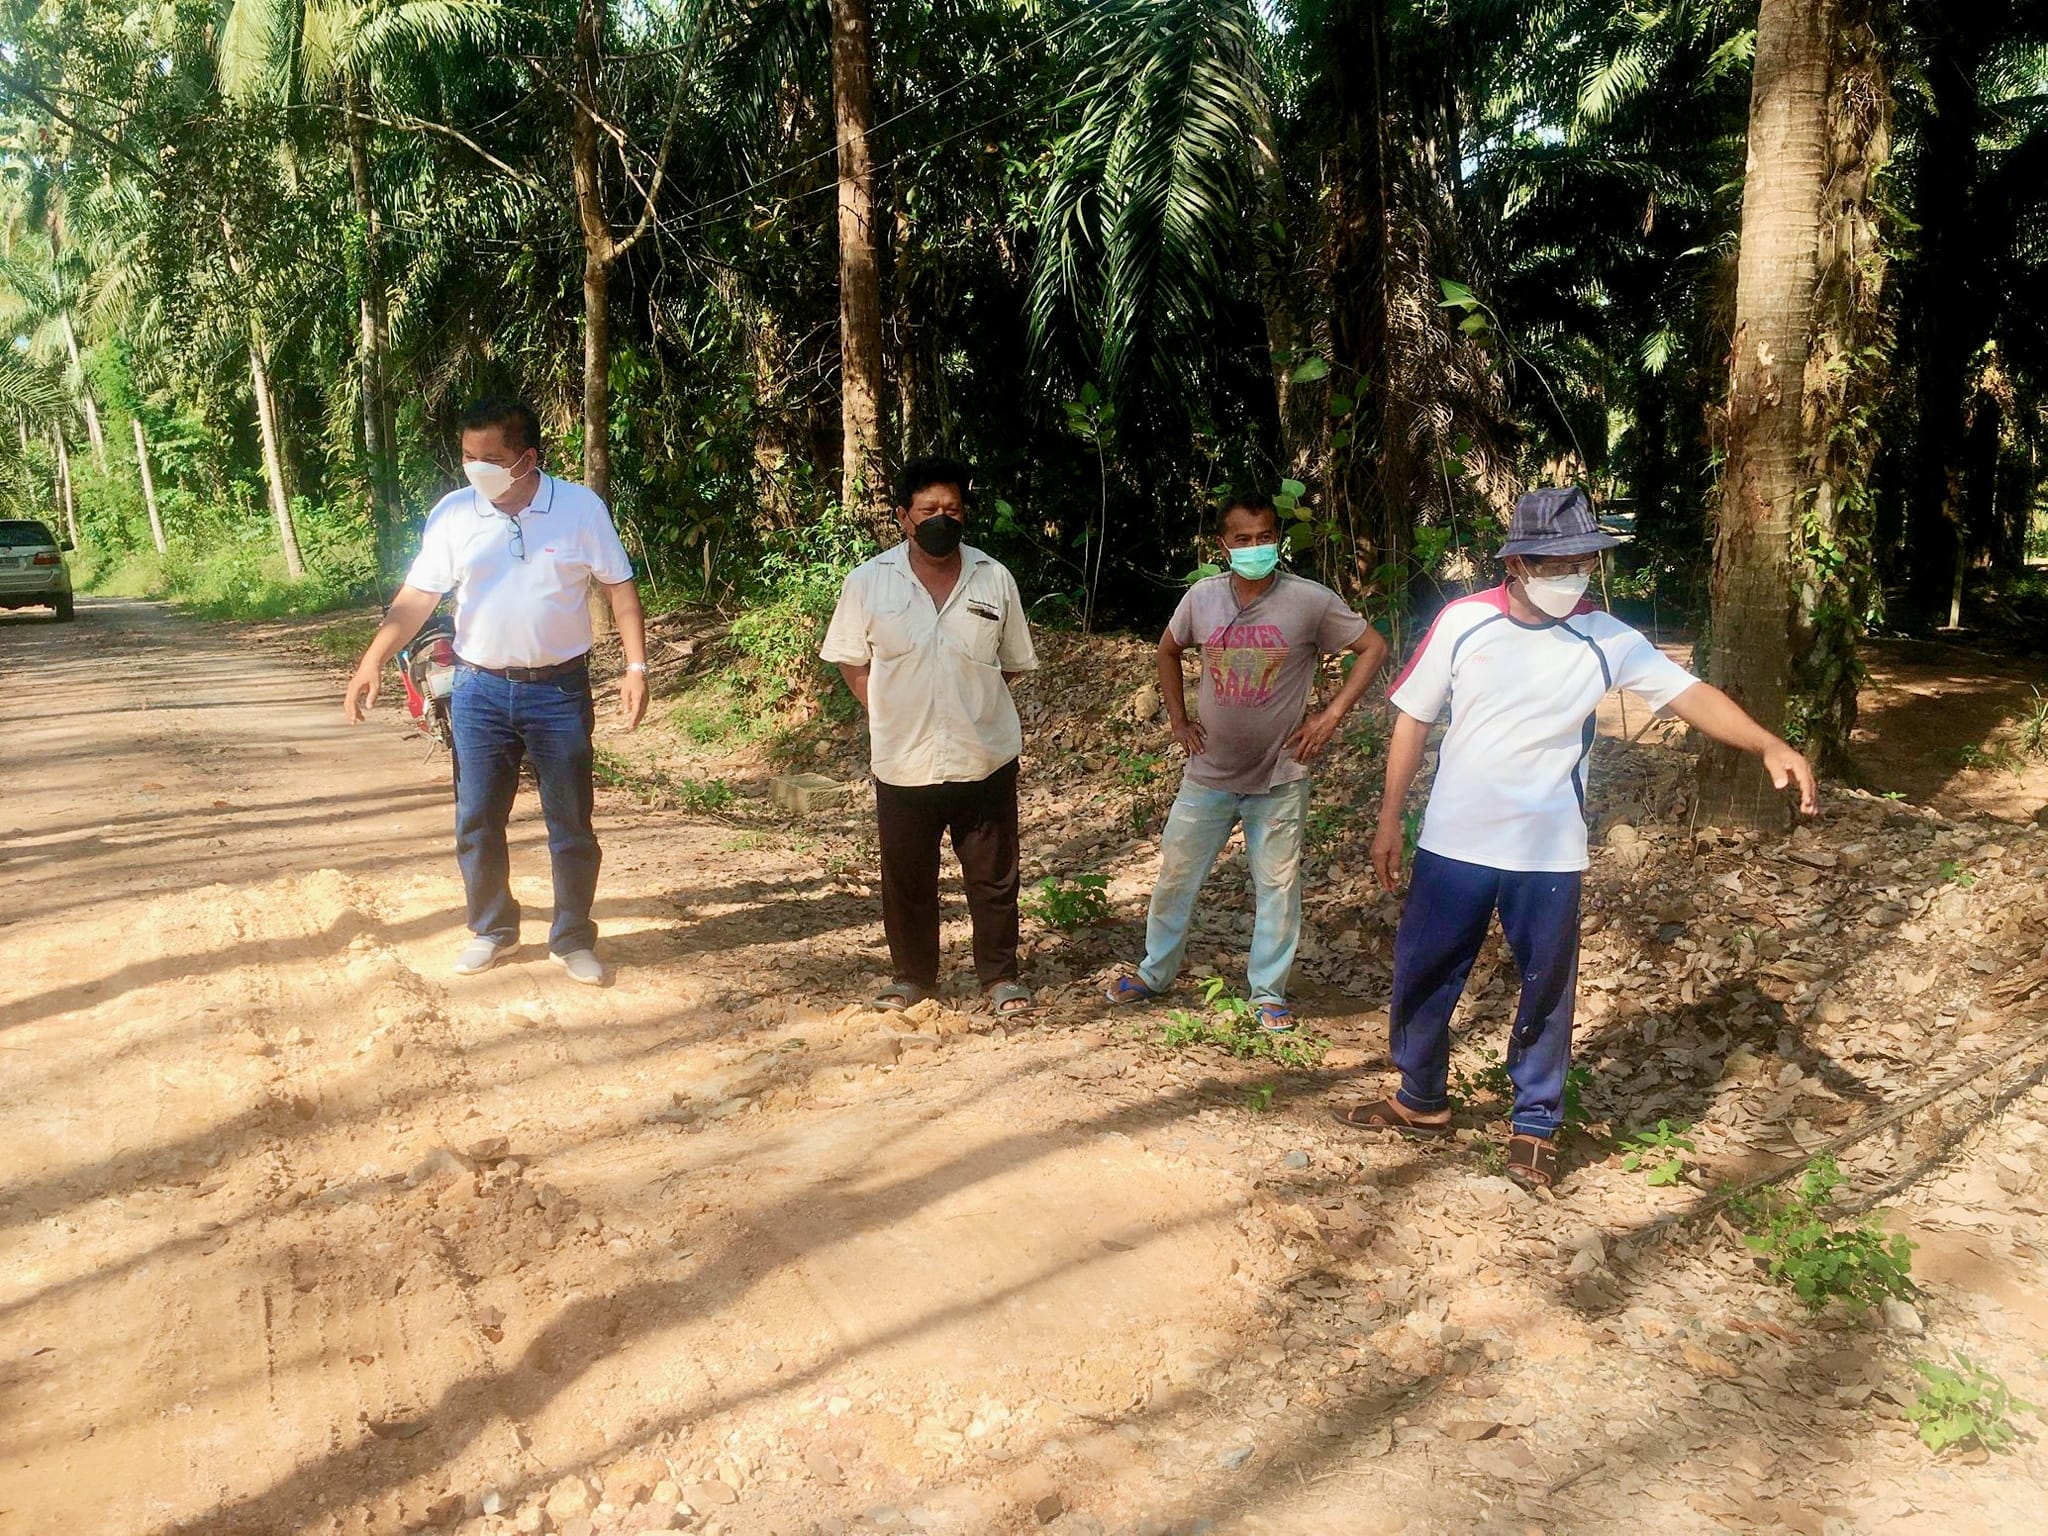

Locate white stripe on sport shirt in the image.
[1389,584,1697,873]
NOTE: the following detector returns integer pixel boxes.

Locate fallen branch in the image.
[1615,1011,2048,1260]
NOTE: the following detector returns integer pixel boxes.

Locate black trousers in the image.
[874,759,1020,990]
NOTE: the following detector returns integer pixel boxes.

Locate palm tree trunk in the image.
[53,428,77,546]
[832,0,887,537]
[133,415,166,555]
[1696,0,1838,829]
[344,75,397,565]
[57,312,109,474]
[249,341,305,581]
[1787,0,1891,778]
[1320,0,1399,597]
[1898,3,1986,625]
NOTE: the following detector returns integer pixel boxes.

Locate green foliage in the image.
[1022,873,1112,930]
[1158,977,1328,1069]
[592,749,736,817]
[1115,747,1163,786]
[1906,1356,2038,1455]
[729,502,876,705]
[1449,1048,1514,1109]
[1938,860,1978,888]
[1619,1119,1695,1186]
[1733,1156,1916,1314]
[1243,1082,1276,1113]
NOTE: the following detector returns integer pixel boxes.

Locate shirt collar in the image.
[882,539,989,574]
[473,471,554,519]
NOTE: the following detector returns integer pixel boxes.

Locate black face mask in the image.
[912,514,965,558]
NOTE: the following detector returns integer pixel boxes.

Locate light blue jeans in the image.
[1137,775,1313,1004]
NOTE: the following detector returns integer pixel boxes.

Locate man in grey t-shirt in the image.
[1107,493,1389,1029]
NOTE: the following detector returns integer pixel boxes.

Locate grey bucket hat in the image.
[1497,486,1620,558]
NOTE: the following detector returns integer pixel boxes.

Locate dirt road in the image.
[5,599,2048,1536]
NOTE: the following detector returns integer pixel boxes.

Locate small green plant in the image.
[1733,1155,1916,1314]
[1305,803,1347,850]
[1159,978,1329,1069]
[1472,1139,1507,1176]
[1561,1064,1594,1131]
[1939,860,1979,888]
[675,776,737,814]
[1954,741,2026,777]
[1023,874,1112,930]
[1906,1355,2038,1455]
[1401,806,1423,866]
[1619,1120,1695,1186]
[1115,748,1163,787]
[1244,1083,1276,1113]
[2017,687,2048,757]
[1449,1049,1514,1108]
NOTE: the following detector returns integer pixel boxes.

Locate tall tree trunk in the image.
[1696,0,1838,829]
[249,341,305,581]
[832,0,887,536]
[1898,3,1986,624]
[567,0,620,638]
[344,75,398,566]
[569,0,615,509]
[1788,0,1892,777]
[53,428,76,546]
[57,312,108,474]
[1320,0,1405,614]
[133,415,166,555]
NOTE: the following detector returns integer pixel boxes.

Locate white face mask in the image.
[1520,569,1589,618]
[463,456,525,502]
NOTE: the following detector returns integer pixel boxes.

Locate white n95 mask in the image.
[1522,571,1589,618]
[464,459,517,501]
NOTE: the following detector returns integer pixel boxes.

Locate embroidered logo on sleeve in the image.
[1205,622,1288,705]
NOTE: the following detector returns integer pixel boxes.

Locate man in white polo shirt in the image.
[822,456,1038,1015]
[342,396,649,985]
[1335,487,1817,1189]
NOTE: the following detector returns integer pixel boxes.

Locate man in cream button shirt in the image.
[822,456,1038,1015]
[343,396,649,985]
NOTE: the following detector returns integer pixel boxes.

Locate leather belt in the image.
[456,653,590,683]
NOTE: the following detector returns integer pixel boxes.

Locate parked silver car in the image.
[0,519,74,621]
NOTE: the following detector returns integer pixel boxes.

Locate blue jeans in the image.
[1137,775,1312,1004]
[1390,849,1581,1137]
[450,661,600,955]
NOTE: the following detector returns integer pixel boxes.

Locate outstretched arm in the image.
[1664,681,1818,814]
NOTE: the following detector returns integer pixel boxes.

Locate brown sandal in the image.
[1332,1097,1453,1138]
[1505,1133,1560,1189]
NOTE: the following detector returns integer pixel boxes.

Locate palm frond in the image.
[1029,0,1268,396]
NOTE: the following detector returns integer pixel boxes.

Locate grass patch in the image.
[594,747,738,815]
[1158,978,1329,1069]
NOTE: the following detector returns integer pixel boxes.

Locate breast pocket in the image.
[868,587,921,660]
[951,598,1005,666]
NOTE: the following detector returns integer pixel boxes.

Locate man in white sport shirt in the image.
[822,456,1038,1016]
[343,396,649,985]
[1335,487,1817,1189]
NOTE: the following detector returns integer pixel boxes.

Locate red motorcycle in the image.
[397,615,458,754]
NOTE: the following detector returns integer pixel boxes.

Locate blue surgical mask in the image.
[1227,543,1280,580]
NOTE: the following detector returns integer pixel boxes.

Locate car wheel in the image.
[54,592,74,622]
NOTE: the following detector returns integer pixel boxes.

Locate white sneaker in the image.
[453,936,514,976]
[552,949,605,986]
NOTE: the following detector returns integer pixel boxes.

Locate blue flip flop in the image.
[1104,976,1158,1006]
[1257,1002,1295,1034]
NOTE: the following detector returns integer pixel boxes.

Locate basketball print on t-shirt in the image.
[1205,621,1288,707]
